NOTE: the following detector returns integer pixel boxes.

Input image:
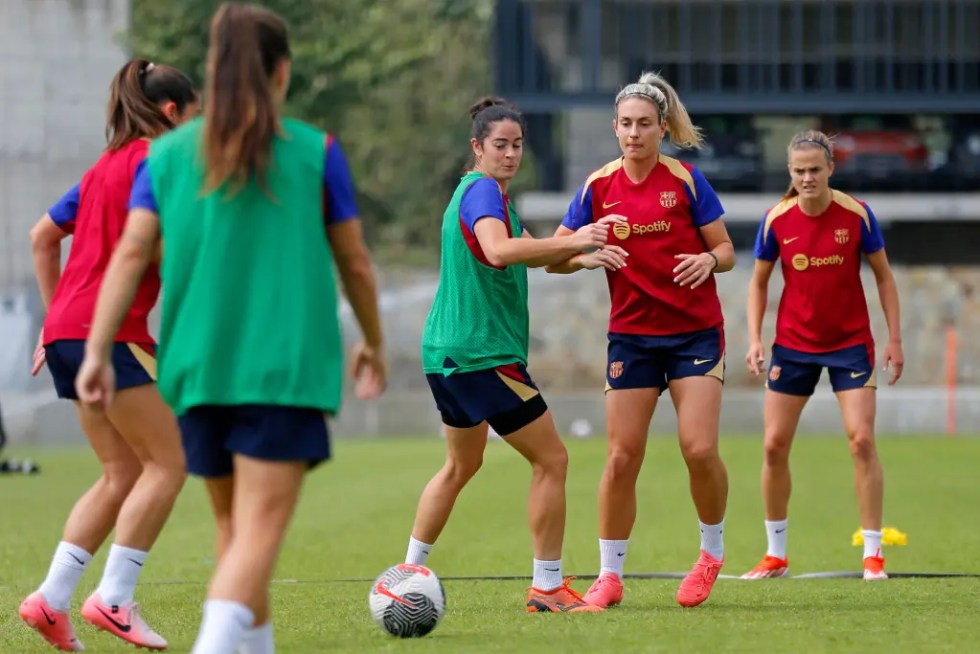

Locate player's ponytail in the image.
[203,2,290,195]
[782,130,835,201]
[105,59,196,151]
[615,71,704,150]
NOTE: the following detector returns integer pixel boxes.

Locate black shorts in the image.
[46,340,156,400]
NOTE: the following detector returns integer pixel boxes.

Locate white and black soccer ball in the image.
[369,563,445,638]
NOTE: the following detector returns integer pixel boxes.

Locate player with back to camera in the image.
[75,3,386,653]
[19,58,197,652]
[403,96,624,613]
[547,71,735,609]
[742,130,903,582]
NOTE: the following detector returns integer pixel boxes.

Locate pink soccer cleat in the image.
[676,550,724,607]
[80,593,167,650]
[741,555,790,580]
[19,591,85,651]
[582,572,624,608]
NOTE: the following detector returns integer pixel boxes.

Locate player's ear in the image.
[160,101,178,124]
[470,137,481,158]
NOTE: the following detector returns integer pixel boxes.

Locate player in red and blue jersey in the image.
[742,130,904,582]
[19,60,197,651]
[548,72,736,608]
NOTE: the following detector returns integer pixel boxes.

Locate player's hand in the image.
[571,215,624,252]
[350,341,387,400]
[673,252,717,289]
[746,341,766,376]
[31,329,46,376]
[882,339,904,385]
[580,245,629,271]
[75,354,116,409]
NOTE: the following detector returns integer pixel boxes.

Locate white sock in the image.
[405,537,432,566]
[699,519,725,560]
[191,599,254,654]
[862,530,883,559]
[237,622,274,654]
[38,541,93,610]
[598,539,629,578]
[765,519,789,559]
[532,559,563,591]
[95,544,148,606]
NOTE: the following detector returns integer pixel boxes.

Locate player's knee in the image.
[680,440,719,468]
[606,446,643,482]
[101,464,141,502]
[847,428,876,461]
[142,459,188,498]
[763,436,792,466]
[533,443,568,479]
[444,455,483,486]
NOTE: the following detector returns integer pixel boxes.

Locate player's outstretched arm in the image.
[746,259,775,376]
[475,216,622,268]
[866,248,904,384]
[543,220,630,274]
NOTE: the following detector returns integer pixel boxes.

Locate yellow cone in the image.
[852,527,908,546]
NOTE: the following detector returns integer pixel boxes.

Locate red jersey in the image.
[563,155,726,336]
[754,189,885,353]
[43,139,159,345]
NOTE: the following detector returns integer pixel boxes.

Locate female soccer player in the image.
[742,130,903,582]
[19,59,197,652]
[76,4,385,653]
[403,96,622,613]
[548,71,735,609]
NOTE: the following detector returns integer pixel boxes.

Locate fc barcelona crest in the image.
[769,365,781,382]
[660,191,678,208]
[834,228,850,245]
[609,361,624,379]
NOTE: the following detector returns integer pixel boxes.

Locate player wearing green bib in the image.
[404,97,625,613]
[76,4,385,653]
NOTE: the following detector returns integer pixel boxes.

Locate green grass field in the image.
[2,436,979,653]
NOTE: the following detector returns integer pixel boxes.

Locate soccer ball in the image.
[368,563,445,638]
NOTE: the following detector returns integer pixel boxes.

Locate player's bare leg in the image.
[743,389,808,579]
[583,387,658,607]
[670,376,726,607]
[837,387,887,580]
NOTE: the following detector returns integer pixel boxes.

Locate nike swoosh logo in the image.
[775,528,786,534]
[602,201,622,209]
[850,371,868,378]
[783,237,800,244]
[617,552,625,557]
[68,552,86,565]
[40,605,57,626]
[545,567,560,572]
[694,358,713,365]
[128,558,144,567]
[96,607,132,633]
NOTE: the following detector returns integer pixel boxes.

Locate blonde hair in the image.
[614,71,704,149]
[782,130,835,200]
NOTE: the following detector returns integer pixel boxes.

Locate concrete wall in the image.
[0,0,130,390]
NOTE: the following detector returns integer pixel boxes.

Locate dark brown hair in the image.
[105,59,196,151]
[203,2,291,195]
[469,96,525,142]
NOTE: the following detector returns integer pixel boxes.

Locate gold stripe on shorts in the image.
[126,343,158,381]
[496,371,540,401]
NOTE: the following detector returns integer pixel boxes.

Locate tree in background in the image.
[130,0,537,259]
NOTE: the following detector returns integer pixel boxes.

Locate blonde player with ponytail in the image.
[548,71,735,608]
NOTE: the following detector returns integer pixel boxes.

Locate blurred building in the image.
[495,0,980,261]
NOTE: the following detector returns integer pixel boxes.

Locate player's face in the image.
[614,97,665,161]
[472,119,523,182]
[788,147,834,200]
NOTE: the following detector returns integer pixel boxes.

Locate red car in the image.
[820,115,929,190]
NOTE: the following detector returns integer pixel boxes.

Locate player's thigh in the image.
[502,409,567,470]
[107,386,183,469]
[442,423,491,474]
[668,375,723,455]
[835,387,877,440]
[604,388,659,458]
[762,389,810,447]
[74,401,141,475]
[231,454,306,537]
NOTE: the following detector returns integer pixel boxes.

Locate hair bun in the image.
[468,96,509,121]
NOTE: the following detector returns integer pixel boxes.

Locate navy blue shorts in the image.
[425,363,548,436]
[606,327,725,392]
[45,340,156,400]
[767,343,876,396]
[178,405,331,478]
